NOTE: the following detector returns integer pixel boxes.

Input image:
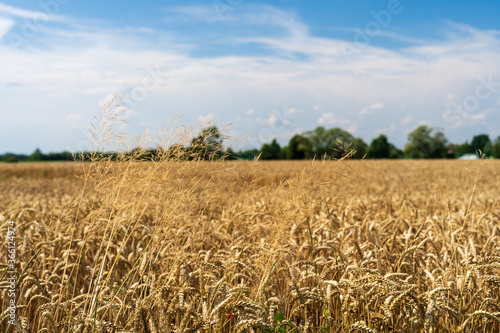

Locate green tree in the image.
[167,144,188,160]
[224,147,238,160]
[286,134,312,160]
[455,141,472,158]
[303,126,354,159]
[367,134,390,159]
[349,137,367,159]
[189,126,224,160]
[0,153,29,162]
[445,144,457,159]
[404,125,448,159]
[278,146,287,160]
[389,144,403,159]
[29,148,43,161]
[269,139,281,159]
[237,149,258,160]
[45,151,73,161]
[471,134,491,156]
[492,137,500,158]
[483,141,492,157]
[5,156,19,163]
[259,139,281,160]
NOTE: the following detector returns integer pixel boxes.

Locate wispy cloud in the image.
[198,113,215,123]
[370,102,384,109]
[164,6,222,23]
[0,2,66,22]
[318,112,349,126]
[328,26,429,45]
[0,3,46,19]
[470,112,486,120]
[0,16,13,39]
[401,116,413,125]
[358,103,384,115]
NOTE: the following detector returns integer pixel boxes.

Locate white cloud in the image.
[274,127,302,139]
[0,3,66,22]
[373,124,396,136]
[318,112,349,125]
[64,113,87,129]
[246,109,255,115]
[165,6,222,23]
[64,113,82,122]
[347,122,358,134]
[358,103,384,115]
[357,107,370,115]
[98,93,116,108]
[0,17,14,40]
[0,3,45,19]
[470,112,486,120]
[257,110,293,127]
[369,102,384,109]
[198,113,214,123]
[401,116,413,125]
[268,113,278,126]
[318,113,334,125]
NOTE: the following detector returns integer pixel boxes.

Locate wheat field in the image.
[1,158,500,332]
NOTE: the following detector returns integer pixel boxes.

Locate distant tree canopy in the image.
[4,156,19,163]
[259,139,282,160]
[0,126,238,163]
[256,126,367,160]
[286,134,312,160]
[367,135,390,159]
[492,136,500,159]
[455,142,472,158]
[0,149,74,162]
[0,153,29,162]
[87,126,237,162]
[365,135,403,159]
[404,125,448,159]
[303,126,354,159]
[3,124,498,162]
[450,135,492,158]
[349,138,367,159]
[189,126,224,160]
[182,126,236,160]
[238,149,258,160]
[471,134,491,156]
[389,144,404,159]
[28,148,43,161]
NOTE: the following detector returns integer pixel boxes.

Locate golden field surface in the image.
[1,159,500,332]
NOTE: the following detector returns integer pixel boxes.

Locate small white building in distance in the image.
[458,154,479,160]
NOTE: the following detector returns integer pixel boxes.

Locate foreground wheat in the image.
[1,155,500,333]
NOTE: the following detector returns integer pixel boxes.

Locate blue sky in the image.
[1,0,500,154]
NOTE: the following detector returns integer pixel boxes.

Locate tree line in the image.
[2,125,500,162]
[0,126,237,163]
[0,150,74,163]
[245,125,500,160]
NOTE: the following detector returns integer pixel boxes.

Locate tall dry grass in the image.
[1,102,500,332]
